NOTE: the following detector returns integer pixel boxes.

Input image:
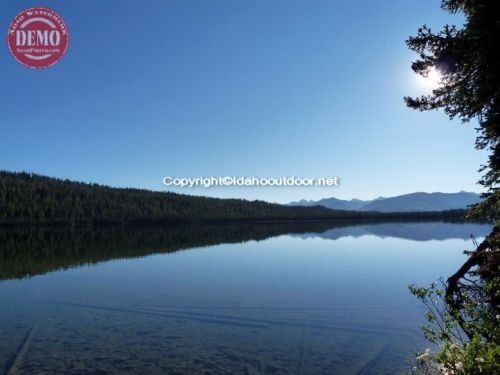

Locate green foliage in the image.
[0,170,466,225]
[408,282,500,375]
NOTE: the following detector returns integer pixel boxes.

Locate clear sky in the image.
[0,0,487,203]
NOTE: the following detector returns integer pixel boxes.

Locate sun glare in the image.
[417,66,443,90]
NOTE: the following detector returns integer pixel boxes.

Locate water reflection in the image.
[0,221,489,282]
[0,220,491,374]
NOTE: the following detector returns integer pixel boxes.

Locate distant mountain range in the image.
[288,192,481,212]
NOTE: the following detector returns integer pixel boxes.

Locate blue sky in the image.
[0,0,486,203]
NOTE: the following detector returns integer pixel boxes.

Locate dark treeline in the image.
[0,220,472,282]
[0,171,467,226]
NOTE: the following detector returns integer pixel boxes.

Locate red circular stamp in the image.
[6,7,69,69]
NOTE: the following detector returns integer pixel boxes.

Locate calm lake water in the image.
[0,221,490,374]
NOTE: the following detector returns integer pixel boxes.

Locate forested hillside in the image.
[0,171,466,225]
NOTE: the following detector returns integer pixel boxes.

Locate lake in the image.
[0,221,490,374]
